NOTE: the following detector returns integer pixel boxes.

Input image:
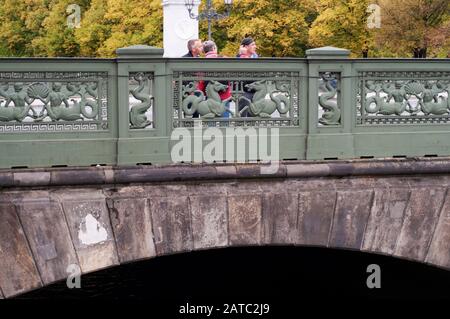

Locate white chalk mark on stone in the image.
[78,214,108,245]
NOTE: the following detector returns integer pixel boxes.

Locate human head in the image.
[241,37,257,56]
[203,40,217,54]
[187,39,203,57]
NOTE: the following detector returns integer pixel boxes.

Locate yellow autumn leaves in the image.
[0,0,448,58]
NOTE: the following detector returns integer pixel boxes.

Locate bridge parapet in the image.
[0,47,449,168]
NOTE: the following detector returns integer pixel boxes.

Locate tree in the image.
[308,0,375,57]
[376,0,450,58]
[0,0,53,56]
[30,0,91,57]
[203,0,318,57]
[95,0,163,57]
[74,0,111,56]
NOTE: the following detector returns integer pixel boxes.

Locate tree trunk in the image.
[362,50,368,58]
[413,47,427,58]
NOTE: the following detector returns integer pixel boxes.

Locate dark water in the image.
[16,246,450,301]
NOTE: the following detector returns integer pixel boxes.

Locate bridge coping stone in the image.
[1,158,450,188]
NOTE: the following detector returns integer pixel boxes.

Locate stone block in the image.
[0,203,42,297]
[297,191,336,246]
[17,200,78,284]
[13,172,50,187]
[0,172,13,187]
[329,190,374,249]
[395,188,446,262]
[228,195,262,245]
[426,190,450,269]
[190,196,228,249]
[108,198,156,263]
[262,193,298,244]
[62,195,119,273]
[51,169,105,186]
[362,188,410,255]
[150,196,193,255]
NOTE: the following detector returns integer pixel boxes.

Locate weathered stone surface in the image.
[0,203,42,297]
[329,190,374,249]
[3,162,450,296]
[190,196,228,249]
[150,196,193,255]
[263,193,298,244]
[297,191,336,246]
[0,288,3,298]
[108,198,156,263]
[50,169,105,186]
[114,166,217,184]
[215,166,237,178]
[426,190,450,269]
[62,194,119,273]
[228,195,262,245]
[362,189,410,255]
[0,172,13,187]
[17,200,78,284]
[13,172,50,186]
[395,188,446,262]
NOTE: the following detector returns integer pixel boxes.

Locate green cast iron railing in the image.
[0,46,449,169]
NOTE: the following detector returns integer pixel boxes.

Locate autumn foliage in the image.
[0,0,448,58]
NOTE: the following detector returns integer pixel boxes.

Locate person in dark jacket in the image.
[237,37,259,117]
[182,39,203,57]
[182,39,203,117]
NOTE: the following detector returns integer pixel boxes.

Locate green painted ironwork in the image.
[0,46,449,169]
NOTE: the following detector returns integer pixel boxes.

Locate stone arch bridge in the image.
[1,159,450,298]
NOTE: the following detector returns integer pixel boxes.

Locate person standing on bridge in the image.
[182,39,204,117]
[237,37,259,117]
[197,40,232,118]
[182,39,203,58]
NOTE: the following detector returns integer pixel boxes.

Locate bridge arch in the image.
[1,159,450,298]
[16,245,450,300]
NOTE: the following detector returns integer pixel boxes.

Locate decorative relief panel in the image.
[172,71,300,128]
[318,72,341,126]
[129,72,154,129]
[0,72,108,132]
[357,71,450,125]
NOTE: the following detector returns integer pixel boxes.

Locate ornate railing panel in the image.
[318,72,341,126]
[172,71,300,128]
[357,71,450,125]
[0,72,108,133]
[129,72,154,129]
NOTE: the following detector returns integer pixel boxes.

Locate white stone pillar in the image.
[162,0,200,58]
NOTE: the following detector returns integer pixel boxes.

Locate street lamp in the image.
[185,0,233,41]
